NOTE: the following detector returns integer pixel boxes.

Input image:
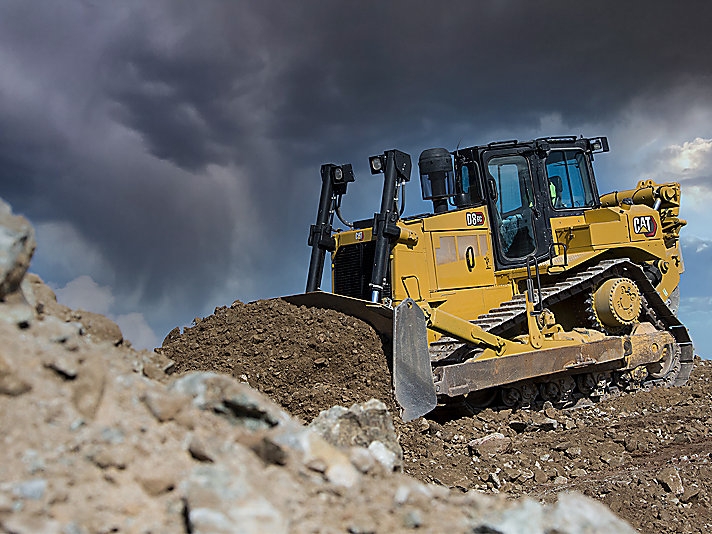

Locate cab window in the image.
[545,150,595,209]
[454,161,484,205]
[487,155,536,259]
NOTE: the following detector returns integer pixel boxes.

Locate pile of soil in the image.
[163,299,712,534]
[160,298,396,421]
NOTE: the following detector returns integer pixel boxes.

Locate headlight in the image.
[369,155,384,174]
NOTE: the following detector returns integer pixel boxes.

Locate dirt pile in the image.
[160,298,396,421]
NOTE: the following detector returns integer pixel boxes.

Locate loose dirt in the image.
[161,301,712,534]
[161,298,396,422]
[398,360,712,534]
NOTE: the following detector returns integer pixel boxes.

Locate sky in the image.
[1,1,711,356]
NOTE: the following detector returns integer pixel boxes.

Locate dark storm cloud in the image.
[102,1,712,171]
[1,0,711,345]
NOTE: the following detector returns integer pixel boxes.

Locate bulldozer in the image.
[284,136,693,421]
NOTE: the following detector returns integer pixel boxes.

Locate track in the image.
[428,258,694,408]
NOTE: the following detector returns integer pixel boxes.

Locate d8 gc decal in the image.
[466,212,485,226]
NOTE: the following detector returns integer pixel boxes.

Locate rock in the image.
[368,440,397,471]
[348,521,376,534]
[502,466,520,481]
[87,444,133,469]
[325,460,361,488]
[42,351,81,379]
[0,198,35,299]
[181,463,287,534]
[393,484,411,506]
[308,399,403,471]
[34,316,83,345]
[71,354,106,419]
[403,509,423,529]
[0,286,34,327]
[624,435,638,452]
[509,419,531,433]
[680,485,700,503]
[0,516,61,533]
[547,492,637,533]
[417,418,430,433]
[170,372,293,431]
[509,415,559,433]
[519,469,534,482]
[554,475,569,485]
[188,434,218,463]
[162,326,181,347]
[246,436,288,466]
[565,446,582,458]
[141,390,190,422]
[657,467,684,495]
[135,464,177,496]
[25,273,72,321]
[70,310,123,346]
[534,416,559,431]
[467,432,512,457]
[139,350,175,380]
[12,478,47,500]
[0,353,32,396]
[349,447,376,473]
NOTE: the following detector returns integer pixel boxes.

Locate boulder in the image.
[656,467,684,495]
[169,372,294,431]
[308,399,403,471]
[467,432,512,457]
[0,198,35,300]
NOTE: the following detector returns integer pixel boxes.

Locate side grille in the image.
[333,241,391,300]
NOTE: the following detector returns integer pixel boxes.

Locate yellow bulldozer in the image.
[285,136,692,421]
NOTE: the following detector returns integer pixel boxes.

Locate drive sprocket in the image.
[587,277,642,334]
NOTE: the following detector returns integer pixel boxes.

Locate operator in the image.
[549,175,564,208]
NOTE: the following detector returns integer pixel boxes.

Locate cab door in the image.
[482,149,551,269]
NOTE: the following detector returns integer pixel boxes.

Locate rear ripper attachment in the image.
[293,136,693,421]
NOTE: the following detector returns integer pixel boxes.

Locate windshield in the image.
[545,150,595,209]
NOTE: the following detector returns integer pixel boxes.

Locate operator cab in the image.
[421,136,608,271]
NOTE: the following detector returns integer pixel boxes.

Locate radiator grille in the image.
[333,241,391,300]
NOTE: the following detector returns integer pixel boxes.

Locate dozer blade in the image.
[282,291,393,336]
[393,299,437,421]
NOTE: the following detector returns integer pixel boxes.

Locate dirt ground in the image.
[160,299,712,534]
[398,360,712,534]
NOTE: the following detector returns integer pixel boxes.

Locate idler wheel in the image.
[592,277,641,330]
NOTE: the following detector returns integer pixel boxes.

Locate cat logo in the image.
[355,231,364,241]
[466,212,485,227]
[632,215,657,238]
